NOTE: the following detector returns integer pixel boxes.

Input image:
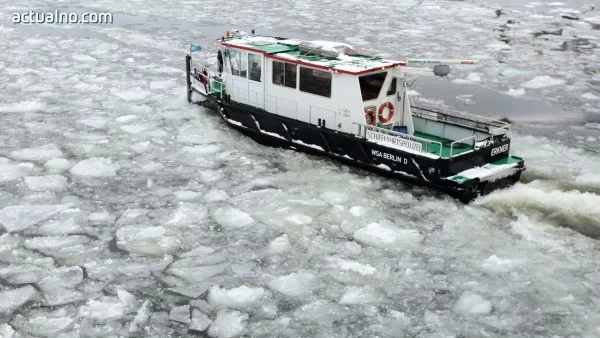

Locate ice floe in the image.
[207,285,266,310]
[265,234,291,255]
[0,204,71,232]
[129,300,152,333]
[116,225,181,255]
[204,189,230,203]
[268,272,317,297]
[210,207,255,228]
[169,304,191,324]
[0,100,46,113]
[12,314,74,337]
[44,158,72,172]
[190,309,212,331]
[353,222,424,250]
[9,144,63,162]
[208,310,248,338]
[70,157,120,177]
[453,291,493,315]
[166,202,208,225]
[24,175,68,191]
[339,286,385,305]
[0,264,48,284]
[0,285,38,313]
[522,75,566,89]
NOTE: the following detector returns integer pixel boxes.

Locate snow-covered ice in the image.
[24,175,68,191]
[0,286,38,313]
[69,157,120,177]
[453,292,493,315]
[353,222,424,250]
[268,272,317,297]
[207,285,266,310]
[208,310,248,338]
[210,207,255,228]
[0,204,71,232]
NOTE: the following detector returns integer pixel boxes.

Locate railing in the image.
[411,103,510,136]
[354,123,443,157]
[449,135,477,159]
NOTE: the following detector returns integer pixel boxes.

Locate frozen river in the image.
[0,0,599,337]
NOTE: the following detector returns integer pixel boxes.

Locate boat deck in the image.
[414,131,473,157]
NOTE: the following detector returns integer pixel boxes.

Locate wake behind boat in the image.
[185,29,525,202]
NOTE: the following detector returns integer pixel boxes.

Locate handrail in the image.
[411,103,510,136]
[353,122,443,157]
[449,135,477,159]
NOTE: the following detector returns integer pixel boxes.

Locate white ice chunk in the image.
[190,309,212,331]
[168,263,228,283]
[349,206,368,217]
[284,214,312,225]
[328,257,378,284]
[0,204,71,232]
[210,207,254,228]
[208,310,248,338]
[268,272,316,297]
[16,315,74,337]
[78,297,129,320]
[265,234,291,255]
[481,255,524,273]
[207,285,265,310]
[0,324,15,338]
[582,92,600,100]
[522,75,566,89]
[129,300,151,333]
[204,189,230,203]
[70,157,120,177]
[72,54,97,63]
[294,301,350,325]
[116,225,181,255]
[453,292,493,315]
[88,211,115,225]
[115,115,138,123]
[78,116,107,129]
[24,175,68,191]
[169,304,191,324]
[173,190,202,201]
[166,203,208,225]
[120,124,148,134]
[9,144,63,162]
[0,285,38,313]
[182,144,220,155]
[44,158,72,172]
[0,100,46,113]
[0,264,48,284]
[38,266,83,291]
[181,245,215,258]
[504,88,526,97]
[353,222,424,250]
[339,286,384,305]
[0,160,31,182]
[39,217,81,235]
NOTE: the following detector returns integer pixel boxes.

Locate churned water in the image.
[0,0,599,337]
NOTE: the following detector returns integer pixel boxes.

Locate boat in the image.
[185,29,525,202]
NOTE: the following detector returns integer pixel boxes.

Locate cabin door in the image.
[226,49,264,109]
[247,53,264,109]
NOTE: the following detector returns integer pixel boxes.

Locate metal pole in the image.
[186,55,192,103]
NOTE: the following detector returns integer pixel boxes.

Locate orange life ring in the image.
[364,108,376,126]
[378,102,394,123]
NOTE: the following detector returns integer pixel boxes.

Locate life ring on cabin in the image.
[378,102,394,123]
[364,108,376,126]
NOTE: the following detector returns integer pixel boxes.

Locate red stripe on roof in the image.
[218,41,405,75]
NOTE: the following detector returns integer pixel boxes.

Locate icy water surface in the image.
[1,0,600,337]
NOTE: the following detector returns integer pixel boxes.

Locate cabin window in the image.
[248,53,261,82]
[386,77,397,96]
[272,61,297,88]
[299,67,331,97]
[359,72,387,101]
[229,50,247,78]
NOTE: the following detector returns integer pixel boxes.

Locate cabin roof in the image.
[218,35,405,75]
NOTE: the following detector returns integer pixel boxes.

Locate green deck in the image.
[413,131,474,158]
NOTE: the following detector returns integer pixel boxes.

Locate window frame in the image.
[272,60,297,89]
[299,66,332,98]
